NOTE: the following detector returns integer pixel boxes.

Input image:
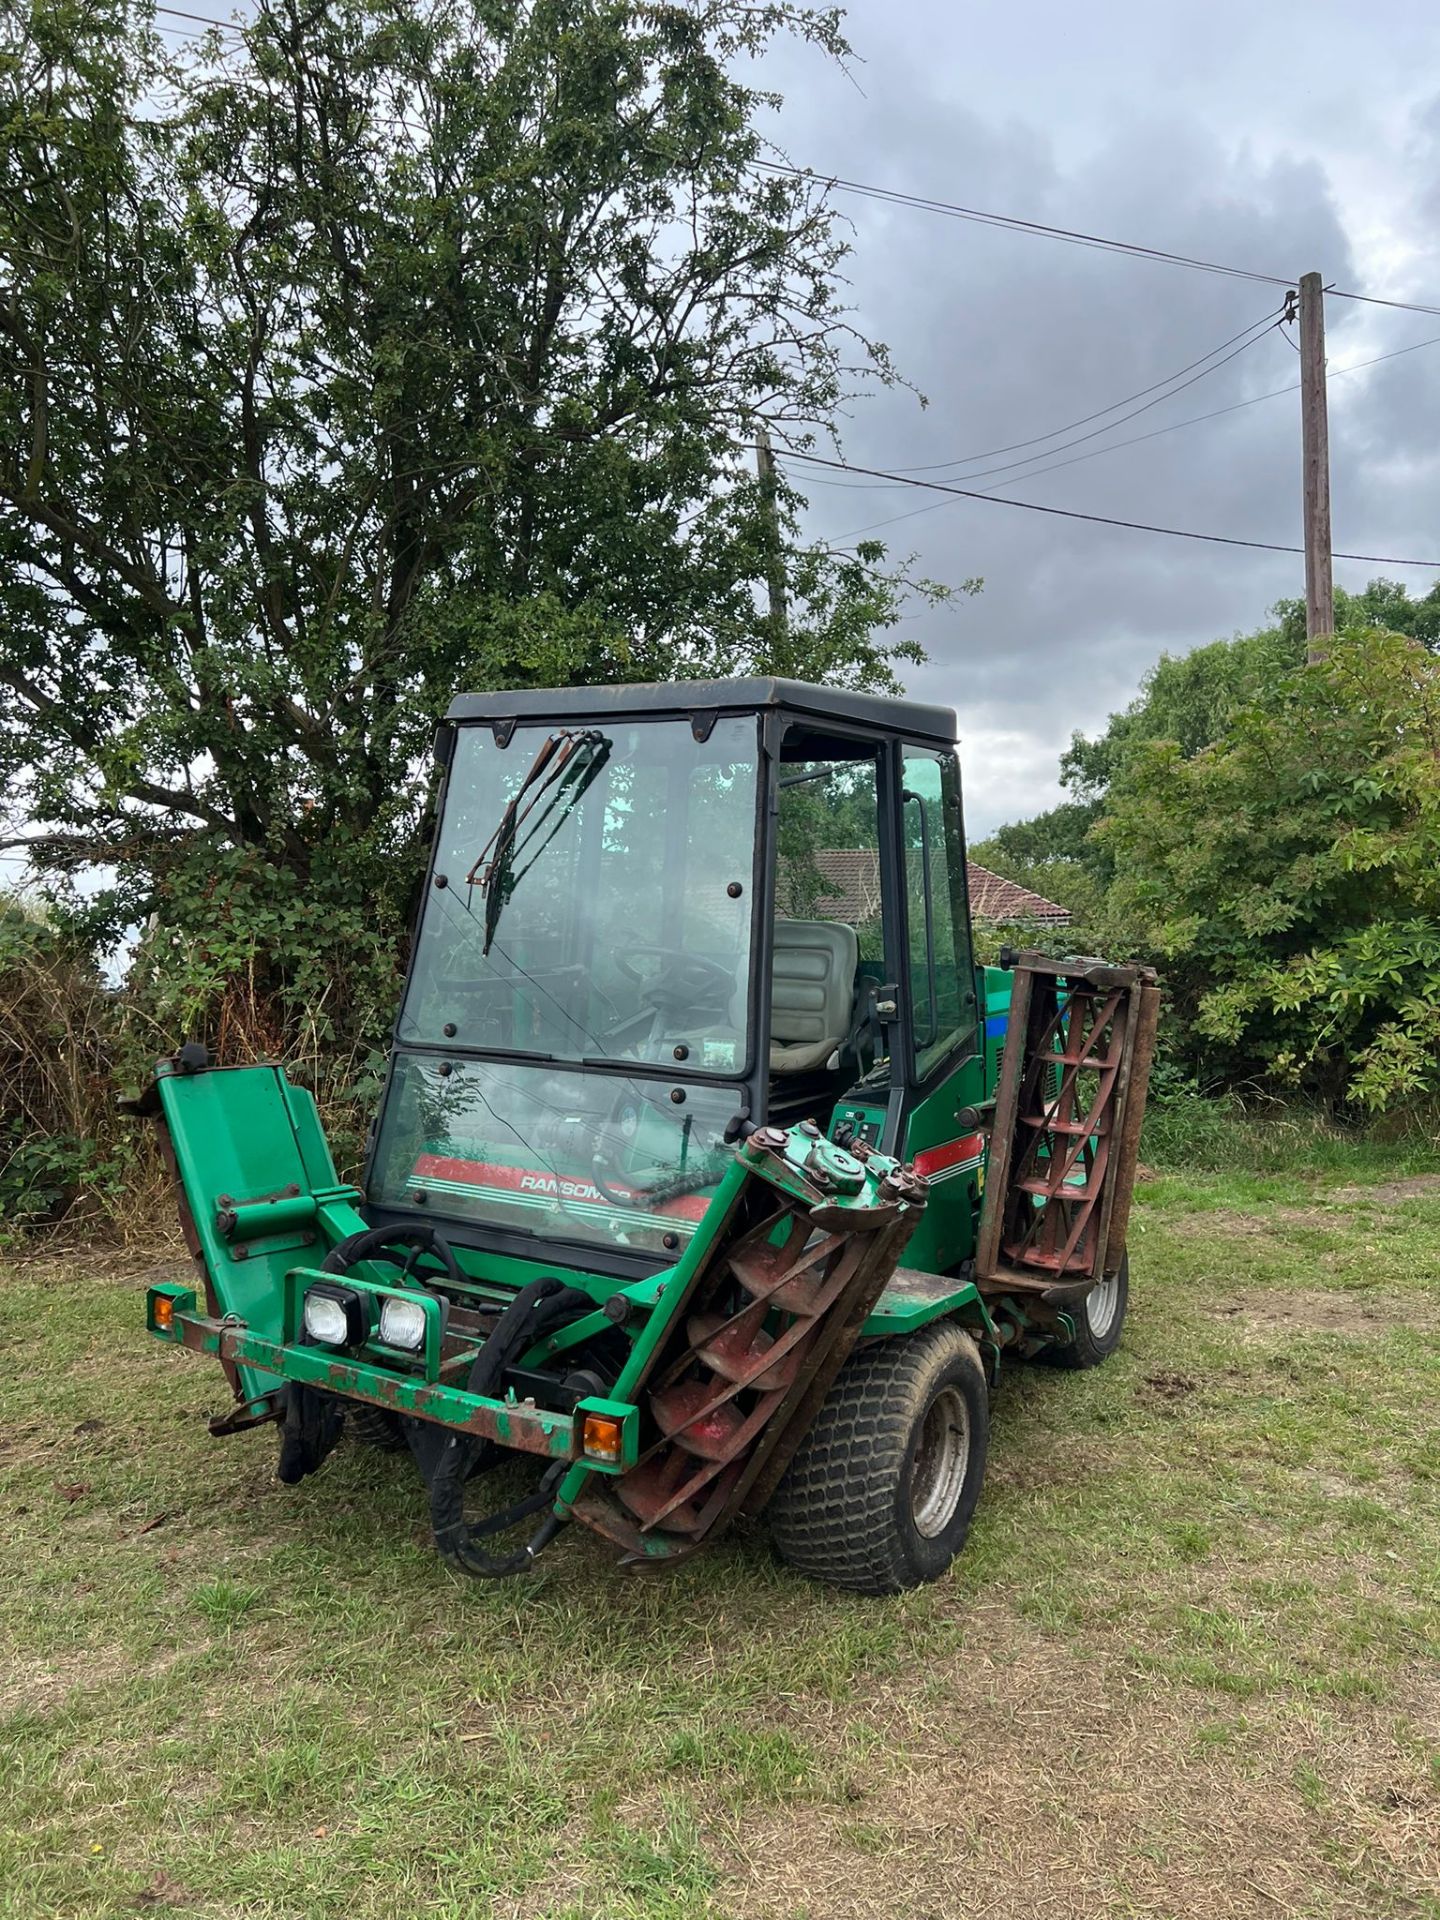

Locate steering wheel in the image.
[613,945,735,1012]
[321,1222,464,1289]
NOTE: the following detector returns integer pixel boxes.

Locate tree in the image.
[1058,578,1440,824]
[1275,577,1440,653]
[974,615,1307,903]
[0,0,944,998]
[1059,620,1304,807]
[1099,632,1440,1109]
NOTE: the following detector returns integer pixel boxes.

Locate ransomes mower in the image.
[132,678,1158,1593]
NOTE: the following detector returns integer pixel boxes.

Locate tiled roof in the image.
[806,849,883,922]
[965,861,1072,925]
[798,849,1071,926]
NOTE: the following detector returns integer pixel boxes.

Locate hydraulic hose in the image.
[428,1276,593,1580]
[431,1459,568,1579]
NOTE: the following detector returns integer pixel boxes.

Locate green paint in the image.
[169,1306,576,1460]
[154,1063,369,1403]
[146,1282,196,1332]
[900,1047,989,1275]
[224,1192,318,1241]
[981,964,1013,1090]
[280,1267,453,1383]
[555,1151,755,1513]
[862,1271,992,1338]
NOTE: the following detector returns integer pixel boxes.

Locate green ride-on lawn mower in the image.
[131,678,1158,1594]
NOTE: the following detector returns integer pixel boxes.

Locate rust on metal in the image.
[168,1309,576,1460]
[569,1161,928,1562]
[1103,980,1161,1277]
[976,951,1158,1293]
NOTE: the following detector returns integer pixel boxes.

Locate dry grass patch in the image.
[1204,1288,1440,1338]
[2,1162,1440,1918]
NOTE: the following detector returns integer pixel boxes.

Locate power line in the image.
[822,328,1440,527]
[907,318,1283,488]
[773,446,1440,569]
[756,159,1440,320]
[882,304,1284,473]
[986,328,1440,493]
[117,25,1440,323]
[1328,287,1440,322]
[751,159,1293,289]
[152,3,244,28]
[151,4,245,30]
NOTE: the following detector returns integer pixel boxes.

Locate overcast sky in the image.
[754,0,1440,834]
[9,1,1438,897]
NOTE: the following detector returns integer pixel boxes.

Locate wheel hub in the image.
[910,1386,970,1538]
[1085,1272,1120,1339]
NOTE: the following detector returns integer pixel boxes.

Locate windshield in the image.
[400,716,759,1073]
[368,1054,736,1259]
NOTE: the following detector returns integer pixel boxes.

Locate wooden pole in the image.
[1299,271,1333,663]
[754,422,790,661]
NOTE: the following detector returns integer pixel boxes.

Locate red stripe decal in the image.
[911,1133,984,1178]
[412,1153,712,1221]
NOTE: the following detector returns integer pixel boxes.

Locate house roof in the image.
[965,862,1072,925]
[806,850,883,921]
[798,850,1071,926]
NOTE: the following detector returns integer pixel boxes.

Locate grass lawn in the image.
[2,1151,1438,1919]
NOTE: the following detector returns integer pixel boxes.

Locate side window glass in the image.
[902,746,978,1079]
[777,754,882,956]
[775,749,892,1085]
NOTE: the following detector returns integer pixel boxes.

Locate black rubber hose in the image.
[321,1221,463,1288]
[429,1276,593,1580]
[432,1459,568,1579]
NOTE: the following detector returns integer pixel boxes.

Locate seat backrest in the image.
[771,919,859,1047]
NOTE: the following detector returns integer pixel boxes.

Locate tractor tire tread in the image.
[346,1403,408,1451]
[768,1323,987,1596]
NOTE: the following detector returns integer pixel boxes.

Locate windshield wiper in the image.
[465,729,609,953]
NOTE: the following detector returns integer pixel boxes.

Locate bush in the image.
[1140,1081,1440,1179]
[1102,633,1440,1111]
[0,855,399,1232]
[0,899,137,1227]
[119,850,401,1179]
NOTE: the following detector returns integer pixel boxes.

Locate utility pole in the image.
[754,422,790,662]
[1298,271,1334,663]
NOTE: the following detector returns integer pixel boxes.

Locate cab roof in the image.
[444,676,958,747]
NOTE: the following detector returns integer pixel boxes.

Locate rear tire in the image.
[768,1322,989,1595]
[1043,1253,1129,1370]
[346,1403,408,1451]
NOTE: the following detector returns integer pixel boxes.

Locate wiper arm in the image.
[464,729,608,953]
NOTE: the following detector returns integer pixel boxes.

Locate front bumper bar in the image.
[151,1291,580,1461]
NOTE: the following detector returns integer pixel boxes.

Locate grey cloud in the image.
[760,3,1440,835]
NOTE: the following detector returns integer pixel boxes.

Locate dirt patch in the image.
[0,1643,140,1718]
[1138,1368,1198,1404]
[707,1635,1439,1920]
[1205,1288,1435,1338]
[4,1250,191,1285]
[1331,1173,1440,1204]
[495,1613,1440,1920]
[1184,1205,1338,1241]
[986,1441,1125,1492]
[134,1868,196,1910]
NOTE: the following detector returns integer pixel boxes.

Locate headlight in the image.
[378,1294,430,1352]
[302,1282,367,1347]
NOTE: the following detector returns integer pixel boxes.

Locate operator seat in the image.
[770,919,859,1075]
